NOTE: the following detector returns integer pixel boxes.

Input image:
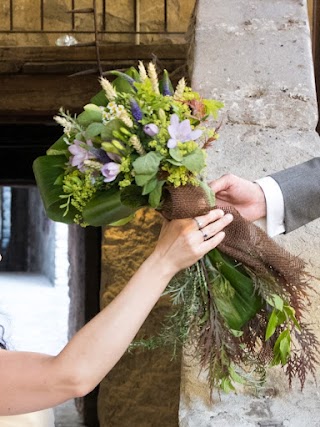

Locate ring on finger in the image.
[200,229,208,241]
[194,218,202,229]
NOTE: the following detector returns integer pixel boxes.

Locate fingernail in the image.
[225,213,233,221]
[214,209,224,217]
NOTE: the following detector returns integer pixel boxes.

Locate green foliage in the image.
[33,155,77,223]
[120,185,148,208]
[132,151,163,175]
[181,148,206,174]
[77,106,103,127]
[207,249,263,330]
[90,90,108,107]
[203,99,224,119]
[101,119,123,141]
[82,188,137,226]
[149,180,165,208]
[47,135,69,156]
[85,123,105,139]
[272,329,291,365]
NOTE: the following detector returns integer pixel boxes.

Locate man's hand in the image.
[209,173,267,222]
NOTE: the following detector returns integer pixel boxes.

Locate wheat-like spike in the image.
[119,111,133,128]
[147,62,160,94]
[99,77,117,100]
[138,61,148,82]
[83,160,103,170]
[174,77,186,100]
[130,135,146,155]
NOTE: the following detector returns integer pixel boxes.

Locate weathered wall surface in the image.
[181,0,320,426]
[0,187,56,281]
[0,0,195,46]
[27,187,56,281]
[99,209,181,427]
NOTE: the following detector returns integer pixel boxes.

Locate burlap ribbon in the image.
[160,184,309,319]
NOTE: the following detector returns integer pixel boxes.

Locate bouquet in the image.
[33,62,318,393]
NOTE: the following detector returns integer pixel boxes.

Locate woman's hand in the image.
[209,174,267,222]
[153,209,233,277]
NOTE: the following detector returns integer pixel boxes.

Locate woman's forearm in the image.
[54,253,174,396]
[0,254,173,415]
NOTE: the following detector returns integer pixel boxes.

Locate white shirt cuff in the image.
[254,177,285,237]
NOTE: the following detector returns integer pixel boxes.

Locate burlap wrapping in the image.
[160,184,309,318]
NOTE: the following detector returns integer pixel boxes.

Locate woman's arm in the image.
[0,209,233,416]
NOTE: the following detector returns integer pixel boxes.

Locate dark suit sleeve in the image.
[270,157,320,233]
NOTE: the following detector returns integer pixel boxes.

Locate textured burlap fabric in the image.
[160,184,309,319]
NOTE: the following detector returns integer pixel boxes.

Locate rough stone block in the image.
[192,24,317,129]
[182,1,320,426]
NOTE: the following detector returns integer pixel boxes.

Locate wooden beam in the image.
[20,59,185,75]
[0,44,187,64]
[0,44,188,123]
[0,74,101,121]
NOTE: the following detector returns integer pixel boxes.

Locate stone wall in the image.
[98,209,181,427]
[181,1,320,426]
[0,0,195,46]
[0,187,56,281]
[27,187,56,282]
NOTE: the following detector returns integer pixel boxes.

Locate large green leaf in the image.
[133,151,162,175]
[149,180,165,208]
[85,122,105,139]
[181,148,206,174]
[77,108,102,127]
[120,185,148,209]
[169,148,183,162]
[33,155,77,223]
[82,188,137,226]
[90,89,108,107]
[112,67,140,93]
[207,249,263,330]
[135,173,157,186]
[47,134,69,156]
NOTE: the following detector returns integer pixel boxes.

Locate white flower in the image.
[167,114,202,149]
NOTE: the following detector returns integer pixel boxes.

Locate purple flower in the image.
[101,162,120,182]
[130,98,143,122]
[89,147,111,164]
[68,140,95,170]
[162,70,173,96]
[167,114,203,149]
[143,123,159,137]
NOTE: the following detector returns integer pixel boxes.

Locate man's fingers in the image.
[209,174,233,193]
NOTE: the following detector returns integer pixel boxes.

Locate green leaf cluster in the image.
[132,151,165,208]
[265,299,301,367]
